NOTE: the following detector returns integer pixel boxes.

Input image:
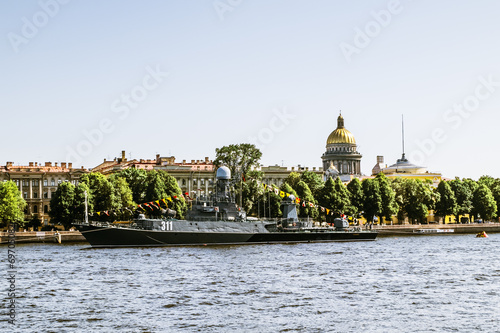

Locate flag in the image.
[295,198,300,204]
[308,202,314,207]
[156,200,160,207]
[162,198,168,207]
[274,188,279,195]
[263,184,267,190]
[302,202,306,207]
[321,207,325,212]
[97,212,101,216]
[167,197,173,202]
[104,211,109,216]
[326,208,330,215]
[279,191,285,198]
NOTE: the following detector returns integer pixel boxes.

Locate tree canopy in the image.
[49,181,76,229]
[0,181,26,227]
[214,143,262,180]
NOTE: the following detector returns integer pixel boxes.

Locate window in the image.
[51,179,55,186]
[193,179,197,185]
[182,179,186,185]
[43,192,48,199]
[44,205,48,213]
[33,205,38,214]
[23,192,27,199]
[201,179,205,186]
[23,180,28,187]
[33,192,38,198]
[14,180,19,186]
[32,180,39,186]
[58,180,62,185]
[43,179,48,187]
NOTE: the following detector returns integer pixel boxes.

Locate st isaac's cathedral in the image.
[322,113,362,182]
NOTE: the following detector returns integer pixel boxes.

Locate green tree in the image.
[241,170,265,216]
[332,177,351,214]
[140,170,188,219]
[478,175,495,189]
[295,181,318,219]
[346,178,364,217]
[300,171,324,197]
[449,178,474,223]
[280,182,298,198]
[214,143,262,180]
[49,182,75,229]
[402,179,435,224]
[73,182,94,221]
[375,173,398,224]
[116,168,148,204]
[283,172,301,191]
[316,177,336,220]
[362,178,381,223]
[472,184,497,221]
[80,172,115,213]
[435,181,457,222]
[0,181,26,227]
[262,190,282,218]
[462,179,479,221]
[109,175,135,220]
[490,179,500,219]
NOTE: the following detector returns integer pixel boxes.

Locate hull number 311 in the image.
[160,221,173,231]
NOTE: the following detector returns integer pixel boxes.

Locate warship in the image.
[75,167,377,247]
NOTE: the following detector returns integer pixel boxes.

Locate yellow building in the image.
[371,155,442,184]
[369,155,472,224]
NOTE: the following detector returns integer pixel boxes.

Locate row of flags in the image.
[263,183,336,217]
[92,195,185,217]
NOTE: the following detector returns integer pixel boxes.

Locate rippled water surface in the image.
[2,234,500,332]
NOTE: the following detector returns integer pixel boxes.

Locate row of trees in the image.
[215,144,498,224]
[49,169,187,229]
[240,171,499,224]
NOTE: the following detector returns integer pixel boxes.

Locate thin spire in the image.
[401,114,406,161]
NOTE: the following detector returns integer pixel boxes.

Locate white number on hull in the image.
[160,221,173,231]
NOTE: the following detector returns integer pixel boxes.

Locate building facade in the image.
[0,162,88,224]
[92,151,324,196]
[321,114,362,182]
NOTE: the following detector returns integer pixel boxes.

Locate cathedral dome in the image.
[326,115,356,145]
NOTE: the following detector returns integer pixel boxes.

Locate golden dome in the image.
[326,114,356,145]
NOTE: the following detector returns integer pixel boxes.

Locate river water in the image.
[1,234,500,332]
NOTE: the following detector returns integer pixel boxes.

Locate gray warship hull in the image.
[76,220,377,248]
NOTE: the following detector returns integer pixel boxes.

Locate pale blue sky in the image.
[1,0,500,179]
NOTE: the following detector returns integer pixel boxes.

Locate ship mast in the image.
[84,190,88,224]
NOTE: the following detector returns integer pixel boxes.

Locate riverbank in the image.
[0,231,86,244]
[374,223,500,236]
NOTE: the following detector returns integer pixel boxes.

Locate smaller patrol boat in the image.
[75,167,377,248]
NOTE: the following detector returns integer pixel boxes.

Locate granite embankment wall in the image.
[0,231,86,244]
[375,223,500,236]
